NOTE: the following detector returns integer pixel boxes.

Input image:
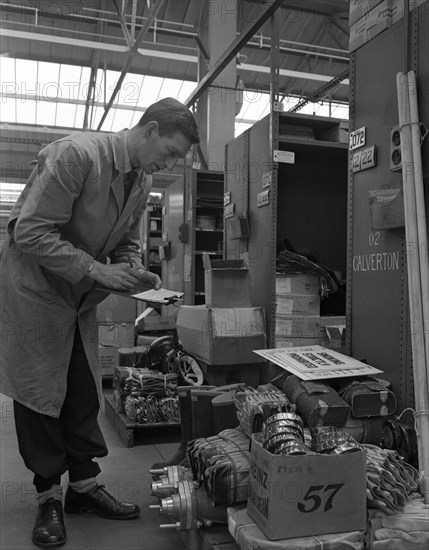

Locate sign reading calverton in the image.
[253,345,383,381]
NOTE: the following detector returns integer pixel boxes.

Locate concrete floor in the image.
[0,392,186,550]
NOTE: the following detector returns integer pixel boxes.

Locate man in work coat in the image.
[0,97,199,548]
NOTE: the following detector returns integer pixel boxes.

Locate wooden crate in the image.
[103,392,181,448]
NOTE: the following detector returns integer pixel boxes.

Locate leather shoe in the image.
[32,498,66,548]
[64,484,140,519]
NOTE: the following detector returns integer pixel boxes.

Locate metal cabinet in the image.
[224,111,348,348]
[348,3,429,411]
[183,169,224,305]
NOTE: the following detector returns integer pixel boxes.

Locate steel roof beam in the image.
[1,28,349,85]
[185,0,283,107]
[96,0,167,130]
[289,68,349,112]
[112,0,133,48]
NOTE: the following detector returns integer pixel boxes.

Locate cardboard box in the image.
[274,337,320,348]
[176,306,266,365]
[135,307,177,332]
[276,274,319,296]
[228,505,366,550]
[203,254,252,308]
[276,294,320,316]
[349,0,384,26]
[97,294,136,323]
[98,345,119,376]
[275,315,320,338]
[98,322,135,348]
[247,435,367,540]
[349,0,390,52]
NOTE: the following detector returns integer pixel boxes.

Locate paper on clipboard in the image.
[131,288,184,304]
[253,345,383,381]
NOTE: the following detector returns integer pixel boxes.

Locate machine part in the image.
[175,352,204,386]
[150,466,194,498]
[382,417,418,466]
[146,336,180,370]
[158,480,228,530]
[261,412,303,432]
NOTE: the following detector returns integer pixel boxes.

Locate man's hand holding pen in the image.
[87,255,162,291]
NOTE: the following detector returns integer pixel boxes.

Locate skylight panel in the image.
[16,98,36,124]
[95,105,117,132]
[110,108,136,131]
[58,63,84,103]
[77,66,92,104]
[138,75,163,107]
[176,80,195,103]
[158,78,184,100]
[239,92,270,121]
[0,57,15,85]
[15,59,38,98]
[0,97,16,123]
[37,62,61,101]
[36,101,57,126]
[235,121,253,137]
[74,104,86,129]
[120,73,144,107]
[55,103,78,128]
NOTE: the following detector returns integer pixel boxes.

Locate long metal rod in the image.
[112,0,132,47]
[96,0,167,130]
[289,68,349,112]
[185,0,283,107]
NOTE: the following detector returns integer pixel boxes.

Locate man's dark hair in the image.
[138,97,200,144]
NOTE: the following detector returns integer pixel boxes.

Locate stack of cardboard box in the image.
[176,255,266,387]
[274,274,347,352]
[274,274,321,349]
[97,295,136,376]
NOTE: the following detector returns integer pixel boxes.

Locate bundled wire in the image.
[187,427,251,506]
[124,395,180,424]
[119,367,180,424]
[363,444,421,514]
[234,383,295,437]
[276,249,338,297]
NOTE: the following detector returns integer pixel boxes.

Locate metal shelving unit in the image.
[183,169,224,305]
[224,111,349,350]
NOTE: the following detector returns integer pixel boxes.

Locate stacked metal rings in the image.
[261,413,308,455]
[310,426,361,454]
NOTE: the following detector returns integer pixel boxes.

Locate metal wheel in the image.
[175,352,204,386]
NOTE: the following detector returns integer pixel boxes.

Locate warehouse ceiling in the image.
[0,0,350,109]
[0,0,350,187]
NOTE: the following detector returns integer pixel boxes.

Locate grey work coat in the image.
[0,129,151,417]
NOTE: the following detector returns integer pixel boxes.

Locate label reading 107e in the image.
[352,145,376,173]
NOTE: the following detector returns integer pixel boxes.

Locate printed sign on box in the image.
[253,345,383,381]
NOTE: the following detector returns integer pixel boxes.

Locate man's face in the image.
[129,122,193,174]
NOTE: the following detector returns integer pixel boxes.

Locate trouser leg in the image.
[13,325,108,491]
[62,326,107,482]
